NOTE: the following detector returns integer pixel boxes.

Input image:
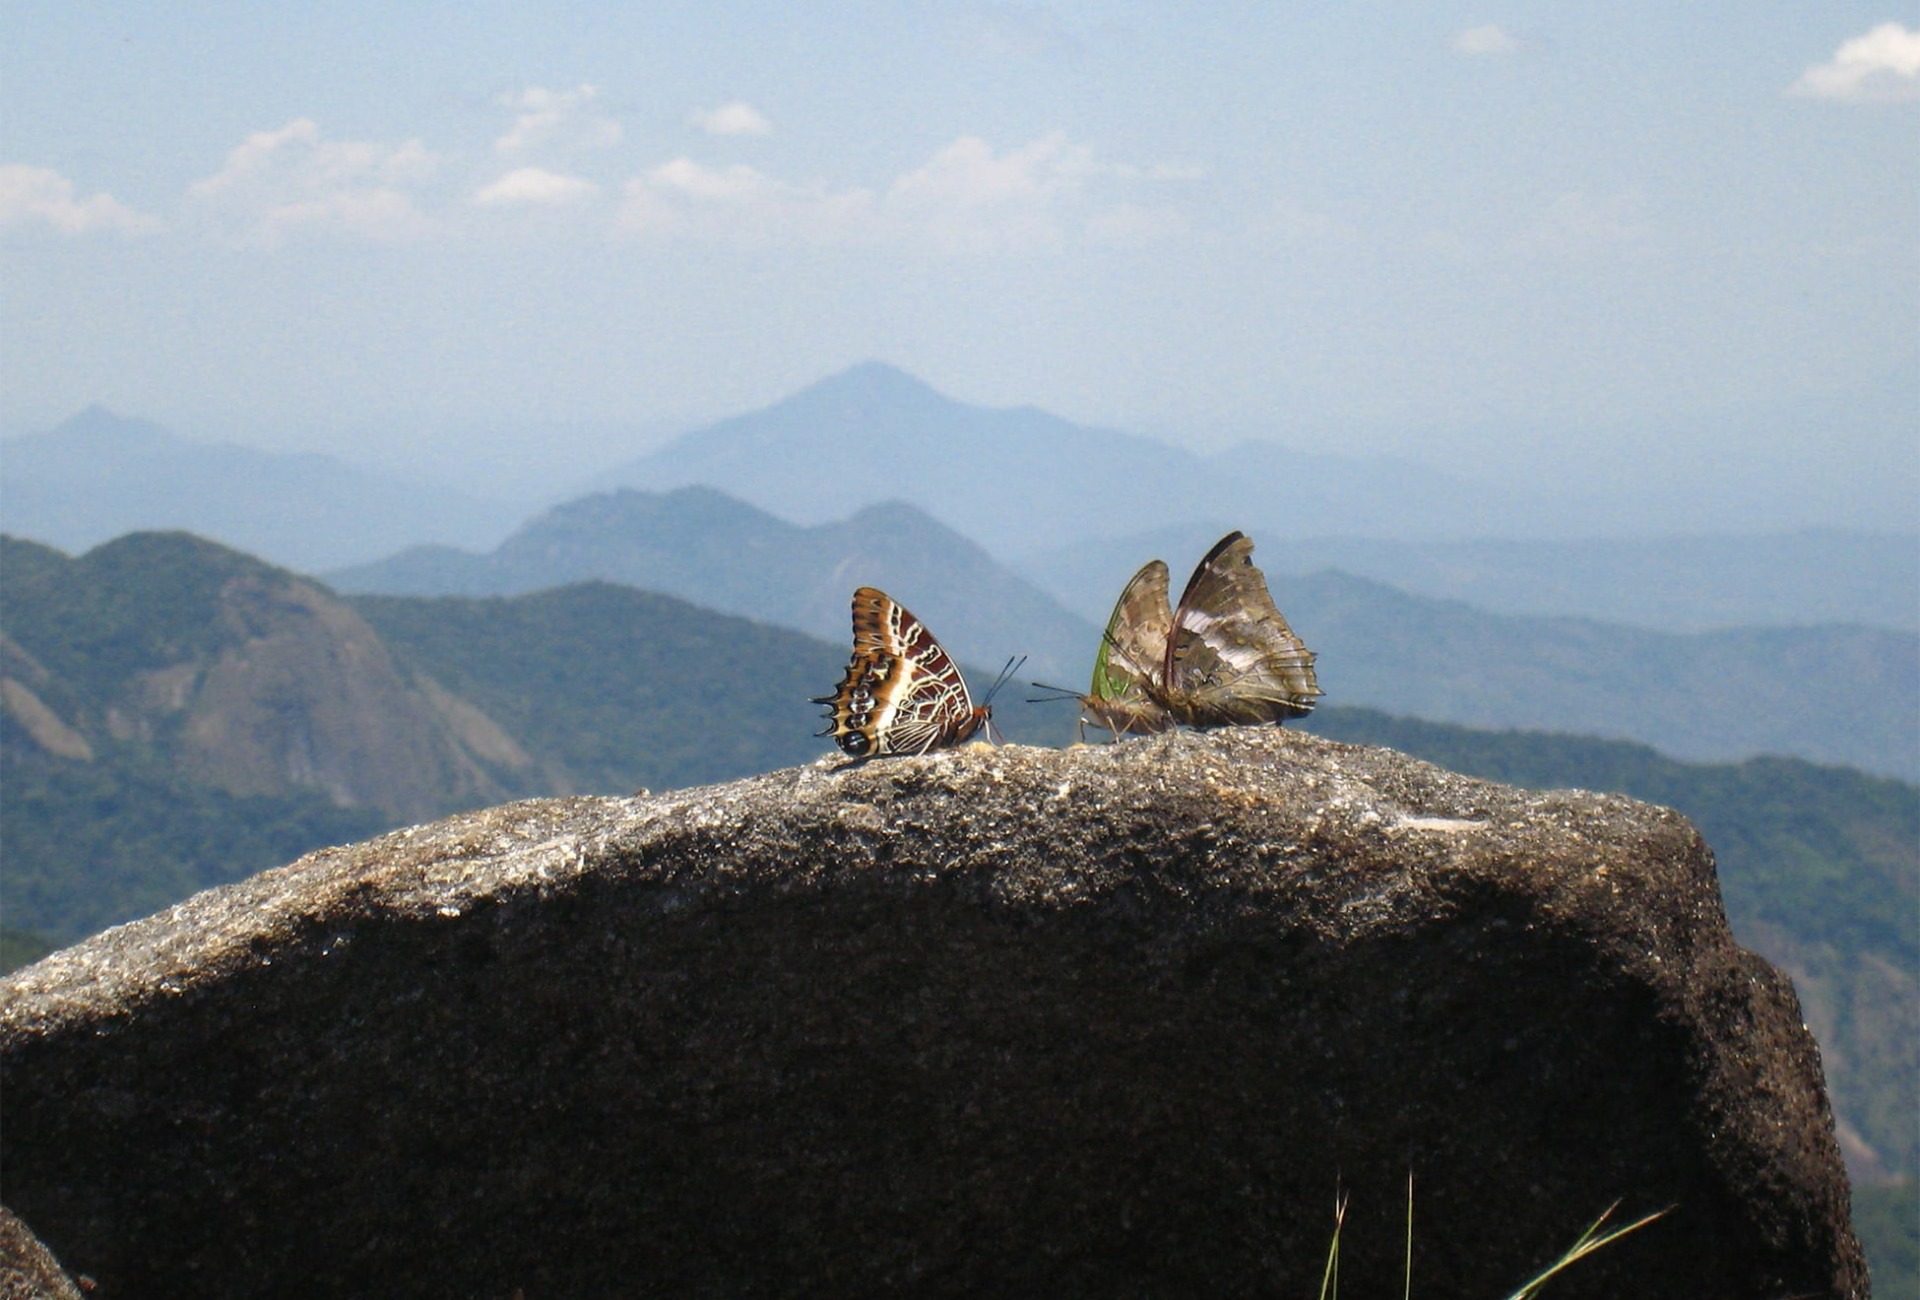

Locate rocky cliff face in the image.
[0,532,532,822]
[0,729,1864,1298]
[145,569,530,817]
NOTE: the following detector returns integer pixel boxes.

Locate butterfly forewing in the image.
[1162,532,1322,727]
[815,587,988,757]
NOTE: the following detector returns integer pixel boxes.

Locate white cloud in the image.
[188,119,435,245]
[618,158,875,245]
[892,134,1079,205]
[474,167,600,207]
[879,133,1198,253]
[1451,24,1520,56]
[616,133,1194,254]
[496,84,623,155]
[882,133,1091,253]
[0,164,160,235]
[690,101,772,137]
[1790,23,1920,103]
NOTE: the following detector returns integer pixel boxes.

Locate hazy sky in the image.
[2,4,1915,505]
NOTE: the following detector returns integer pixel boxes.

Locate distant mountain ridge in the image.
[326,486,1100,684]
[330,485,1919,781]
[590,361,1506,554]
[1286,568,1917,782]
[15,373,1913,637]
[0,406,513,571]
[586,361,1918,631]
[1019,525,1920,634]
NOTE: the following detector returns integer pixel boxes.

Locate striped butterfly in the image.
[814,587,1019,758]
[1034,531,1321,736]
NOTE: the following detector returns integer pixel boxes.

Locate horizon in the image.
[3,5,1915,527]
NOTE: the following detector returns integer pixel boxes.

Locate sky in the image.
[2,3,1916,512]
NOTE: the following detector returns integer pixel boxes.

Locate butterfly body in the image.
[814,587,991,757]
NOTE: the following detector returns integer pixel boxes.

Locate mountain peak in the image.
[784,360,950,413]
[36,405,181,454]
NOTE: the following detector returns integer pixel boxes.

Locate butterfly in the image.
[1033,531,1321,736]
[813,587,1021,758]
[1156,531,1321,727]
[1031,557,1177,738]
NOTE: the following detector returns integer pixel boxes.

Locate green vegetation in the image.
[2,736,388,947]
[352,583,847,796]
[351,582,1068,798]
[1852,1182,1918,1297]
[0,927,56,975]
[1502,1203,1670,1299]
[1313,1183,1668,1299]
[2,532,283,709]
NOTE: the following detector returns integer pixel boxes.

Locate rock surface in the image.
[0,1208,83,1300]
[0,729,1865,1298]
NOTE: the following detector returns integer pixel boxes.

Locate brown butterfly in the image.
[1156,531,1321,727]
[814,587,1019,758]
[1034,531,1320,735]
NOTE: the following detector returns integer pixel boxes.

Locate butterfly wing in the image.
[1163,532,1322,727]
[814,587,986,757]
[1082,559,1176,736]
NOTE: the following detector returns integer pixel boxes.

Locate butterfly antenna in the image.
[980,654,1026,708]
[1025,682,1084,705]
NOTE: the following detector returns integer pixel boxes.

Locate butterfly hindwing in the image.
[1161,532,1322,727]
[815,587,988,757]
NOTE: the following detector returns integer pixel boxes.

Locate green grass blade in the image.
[1316,1190,1349,1300]
[1403,1172,1414,1300]
[1503,1202,1673,1299]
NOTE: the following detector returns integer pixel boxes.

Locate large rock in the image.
[0,729,1864,1297]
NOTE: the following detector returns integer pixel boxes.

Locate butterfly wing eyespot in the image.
[817,587,987,757]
